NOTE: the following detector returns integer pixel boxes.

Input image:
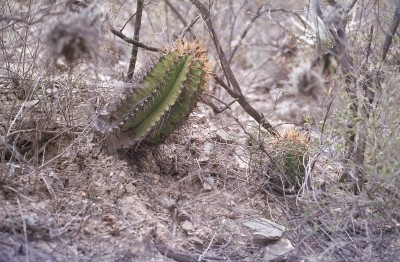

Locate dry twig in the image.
[110,27,160,52]
[127,0,145,80]
[190,0,278,137]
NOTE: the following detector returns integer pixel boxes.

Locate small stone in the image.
[35,240,57,254]
[214,130,233,144]
[243,218,285,240]
[198,142,214,162]
[189,236,203,245]
[264,238,294,261]
[181,220,194,232]
[22,100,39,109]
[202,177,215,191]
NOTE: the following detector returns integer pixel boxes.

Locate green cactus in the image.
[95,40,210,150]
[270,130,310,187]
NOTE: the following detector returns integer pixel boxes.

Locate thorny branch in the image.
[189,0,279,137]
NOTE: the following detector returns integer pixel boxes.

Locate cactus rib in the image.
[94,39,210,150]
[269,129,310,187]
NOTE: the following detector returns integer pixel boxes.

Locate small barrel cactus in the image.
[95,40,210,151]
[269,129,310,188]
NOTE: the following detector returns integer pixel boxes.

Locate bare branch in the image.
[120,1,152,32]
[228,4,267,63]
[201,94,238,114]
[177,16,200,40]
[127,0,145,81]
[165,0,187,26]
[311,0,323,18]
[345,0,358,14]
[110,27,160,52]
[165,0,196,39]
[190,0,278,137]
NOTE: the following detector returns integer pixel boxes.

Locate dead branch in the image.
[345,0,358,14]
[120,1,152,32]
[110,27,160,52]
[127,0,145,80]
[190,0,278,137]
[164,1,198,40]
[201,94,238,113]
[177,15,200,40]
[228,4,267,63]
[355,26,380,176]
[165,0,187,26]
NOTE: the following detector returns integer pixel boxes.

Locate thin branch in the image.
[346,0,358,14]
[227,1,248,58]
[202,94,238,113]
[190,0,278,137]
[120,1,152,32]
[335,28,357,166]
[228,4,267,63]
[127,0,145,81]
[354,26,378,176]
[165,0,187,26]
[198,227,218,261]
[268,8,307,29]
[110,27,160,52]
[178,16,200,40]
[165,0,196,39]
[311,0,323,18]
[363,26,374,67]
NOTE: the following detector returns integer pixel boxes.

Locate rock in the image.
[35,240,57,254]
[198,142,214,162]
[243,218,285,240]
[189,236,203,245]
[22,100,39,109]
[214,130,234,144]
[202,177,215,191]
[181,220,194,232]
[264,238,294,261]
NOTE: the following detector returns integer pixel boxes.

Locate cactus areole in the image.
[95,40,211,151]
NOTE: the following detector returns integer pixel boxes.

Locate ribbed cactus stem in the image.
[270,130,310,187]
[95,40,210,150]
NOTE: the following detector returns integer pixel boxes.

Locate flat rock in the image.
[243,218,285,240]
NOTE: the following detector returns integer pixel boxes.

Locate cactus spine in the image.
[270,130,310,187]
[95,40,210,150]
